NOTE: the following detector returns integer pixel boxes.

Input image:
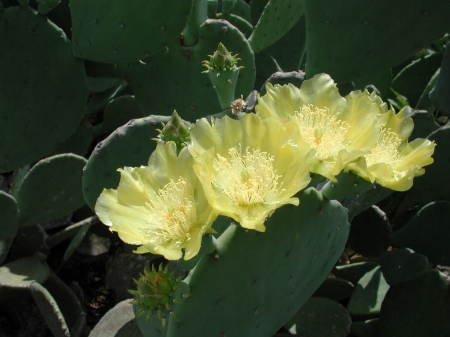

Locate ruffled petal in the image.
[383,107,414,140]
[298,73,347,114]
[256,83,302,119]
[95,189,148,245]
[342,90,386,150]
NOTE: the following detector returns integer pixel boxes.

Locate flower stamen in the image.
[142,178,195,247]
[365,128,401,166]
[295,104,349,160]
[212,146,281,207]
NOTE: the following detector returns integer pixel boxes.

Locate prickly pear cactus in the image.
[70,0,192,63]
[0,1,449,337]
[0,7,88,172]
[167,189,349,337]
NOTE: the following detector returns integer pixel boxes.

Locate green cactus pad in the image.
[349,206,391,258]
[30,282,71,337]
[397,127,450,210]
[393,53,442,107]
[0,255,50,290]
[41,273,86,337]
[350,319,379,337]
[380,248,431,286]
[230,0,251,22]
[101,95,146,136]
[334,262,379,284]
[119,19,255,120]
[70,0,192,63]
[391,201,450,266]
[0,191,18,242]
[223,14,253,38]
[82,115,169,209]
[0,191,18,263]
[322,173,392,219]
[314,277,354,301]
[37,0,61,15]
[409,110,440,139]
[265,17,306,70]
[255,18,306,89]
[89,299,143,337]
[348,266,390,317]
[249,0,304,53]
[0,7,88,173]
[54,120,94,157]
[16,153,87,226]
[304,0,450,86]
[431,44,450,115]
[379,270,450,337]
[167,188,350,337]
[291,297,352,337]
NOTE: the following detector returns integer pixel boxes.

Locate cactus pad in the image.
[17,153,87,226]
[168,188,350,337]
[0,7,88,173]
[70,0,192,63]
[82,115,169,209]
[120,19,255,120]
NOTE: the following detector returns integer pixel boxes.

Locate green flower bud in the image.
[202,43,244,110]
[202,43,242,72]
[129,264,181,320]
[156,110,191,152]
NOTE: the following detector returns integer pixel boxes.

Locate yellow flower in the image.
[94,142,217,260]
[255,73,389,180]
[188,113,313,232]
[346,108,436,191]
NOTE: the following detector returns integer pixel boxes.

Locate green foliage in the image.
[0,7,88,173]
[30,282,71,337]
[314,277,354,302]
[391,201,450,265]
[119,19,255,120]
[431,43,450,114]
[392,53,442,107]
[70,0,192,63]
[379,271,450,337]
[380,249,431,286]
[347,266,390,317]
[0,255,50,290]
[101,95,147,136]
[304,0,449,88]
[290,297,351,337]
[88,300,143,337]
[349,206,391,258]
[16,153,87,226]
[82,115,169,209]
[0,1,448,336]
[167,188,350,337]
[334,262,379,285]
[55,120,94,157]
[37,0,61,15]
[249,0,304,53]
[0,191,18,263]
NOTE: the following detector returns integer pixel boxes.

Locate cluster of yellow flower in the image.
[95,74,435,261]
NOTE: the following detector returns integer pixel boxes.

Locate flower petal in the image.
[298,73,347,114]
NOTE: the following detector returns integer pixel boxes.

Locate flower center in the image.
[143,178,195,247]
[295,104,349,160]
[212,146,281,207]
[365,128,401,166]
